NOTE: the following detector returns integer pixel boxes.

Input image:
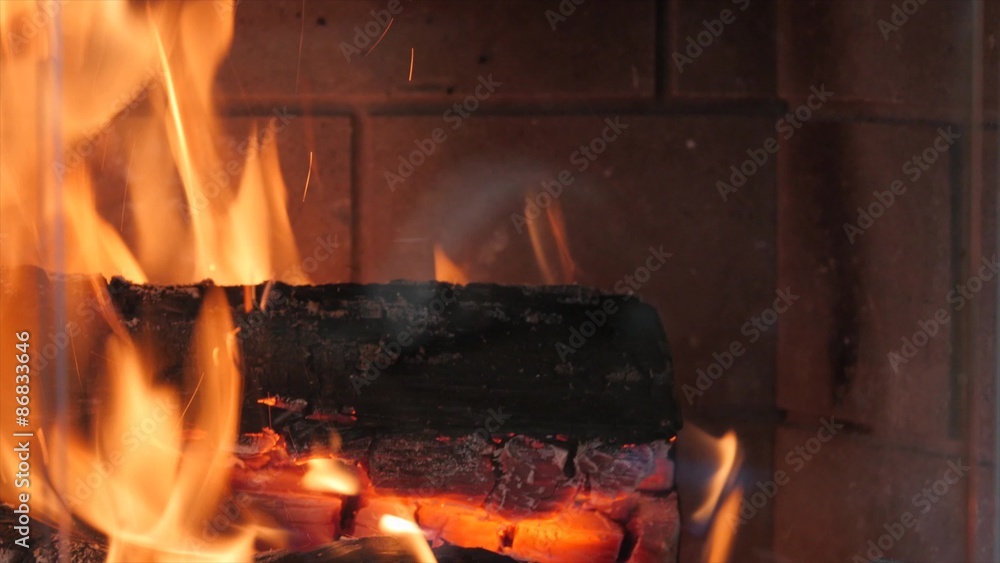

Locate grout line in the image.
[963,2,986,560]
[948,126,967,442]
[215,96,998,128]
[654,0,669,100]
[217,96,788,118]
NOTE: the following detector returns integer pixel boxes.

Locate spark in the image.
[295,0,306,92]
[120,138,136,232]
[69,332,82,387]
[226,57,253,115]
[364,17,394,57]
[175,370,207,433]
[36,429,49,467]
[302,151,313,202]
[149,3,203,250]
[100,136,110,170]
[408,47,414,81]
[90,31,109,98]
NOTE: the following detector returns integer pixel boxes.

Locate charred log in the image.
[4,267,680,443]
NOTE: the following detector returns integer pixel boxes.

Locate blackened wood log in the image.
[5,267,680,442]
[0,521,105,563]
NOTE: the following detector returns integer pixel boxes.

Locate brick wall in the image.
[98,0,998,560]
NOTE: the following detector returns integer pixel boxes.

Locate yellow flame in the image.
[0,0,303,284]
[379,515,437,563]
[300,458,360,496]
[688,428,740,523]
[681,425,743,563]
[0,287,259,561]
[0,1,306,558]
[703,487,743,563]
[525,198,577,284]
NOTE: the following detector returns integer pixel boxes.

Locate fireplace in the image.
[0,1,997,562]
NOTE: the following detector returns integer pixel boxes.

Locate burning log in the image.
[5,267,680,442]
[1,268,682,561]
[0,513,520,563]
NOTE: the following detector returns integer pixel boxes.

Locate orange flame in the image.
[0,288,260,561]
[0,0,303,284]
[682,426,743,563]
[433,245,468,284]
[0,1,306,559]
[688,428,739,524]
[703,487,743,563]
[525,199,578,284]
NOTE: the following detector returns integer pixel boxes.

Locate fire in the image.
[0,0,303,284]
[525,198,578,284]
[378,515,437,563]
[433,245,468,284]
[0,286,260,561]
[0,0,306,560]
[703,487,743,563]
[300,458,359,496]
[73,288,256,561]
[1,1,676,561]
[682,426,743,563]
[688,428,739,523]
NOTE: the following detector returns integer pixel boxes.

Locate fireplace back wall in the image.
[89,1,998,561]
